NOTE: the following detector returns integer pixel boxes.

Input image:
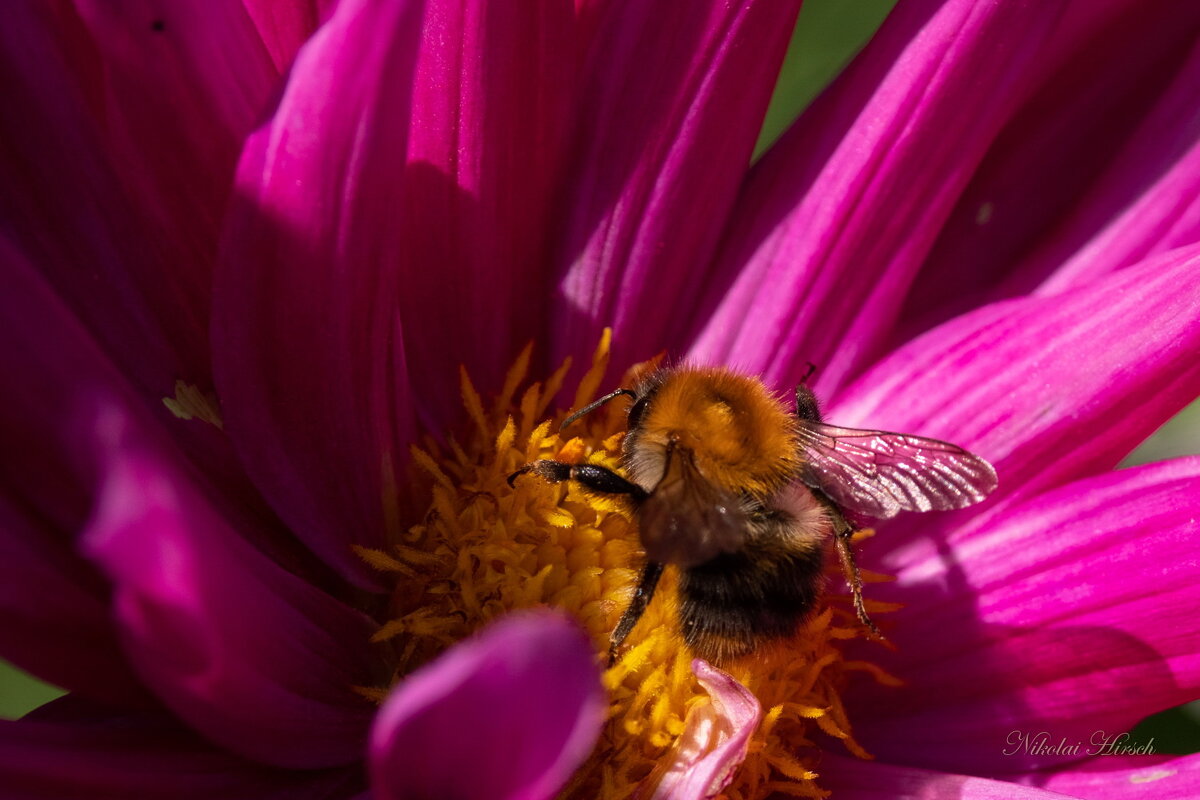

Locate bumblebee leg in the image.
[793,383,823,423]
[833,525,883,639]
[812,491,884,640]
[608,561,665,666]
[508,460,647,501]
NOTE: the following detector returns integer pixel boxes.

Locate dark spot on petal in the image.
[150,19,165,32]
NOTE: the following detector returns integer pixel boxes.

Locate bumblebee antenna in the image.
[801,362,818,384]
[561,388,636,431]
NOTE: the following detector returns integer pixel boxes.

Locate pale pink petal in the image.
[369,611,604,800]
[213,0,426,587]
[549,0,803,373]
[831,244,1200,550]
[819,753,1079,799]
[688,0,1067,396]
[82,404,378,769]
[847,458,1200,775]
[650,660,761,800]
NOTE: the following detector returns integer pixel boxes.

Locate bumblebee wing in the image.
[797,421,998,519]
[639,447,747,568]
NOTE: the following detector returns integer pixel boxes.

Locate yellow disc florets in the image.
[355,331,898,799]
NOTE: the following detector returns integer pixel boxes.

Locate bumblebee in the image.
[510,366,997,665]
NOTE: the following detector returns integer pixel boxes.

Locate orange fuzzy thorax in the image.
[632,367,801,498]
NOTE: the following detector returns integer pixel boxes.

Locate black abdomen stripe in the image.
[677,543,825,663]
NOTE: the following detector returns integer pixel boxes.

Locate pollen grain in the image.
[163,380,223,429]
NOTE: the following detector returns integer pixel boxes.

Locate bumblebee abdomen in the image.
[676,541,826,664]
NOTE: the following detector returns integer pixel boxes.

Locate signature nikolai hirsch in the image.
[1004,730,1156,757]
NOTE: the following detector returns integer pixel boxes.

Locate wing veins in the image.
[797,421,997,519]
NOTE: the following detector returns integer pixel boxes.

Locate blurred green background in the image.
[3,0,1197,756]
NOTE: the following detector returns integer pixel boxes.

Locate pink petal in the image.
[688,0,1067,396]
[1026,40,1200,294]
[831,244,1200,550]
[1,695,362,799]
[650,660,761,800]
[0,493,148,708]
[82,403,378,769]
[213,0,426,587]
[240,0,335,73]
[73,0,285,262]
[1,1,281,395]
[0,2,205,394]
[819,753,1078,799]
[847,458,1200,775]
[0,2,293,522]
[549,0,803,372]
[369,610,604,800]
[1027,753,1200,799]
[396,0,576,420]
[0,241,162,705]
[903,8,1200,335]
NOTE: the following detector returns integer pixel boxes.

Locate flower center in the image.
[358,332,897,798]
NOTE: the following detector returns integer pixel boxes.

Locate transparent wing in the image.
[797,421,998,519]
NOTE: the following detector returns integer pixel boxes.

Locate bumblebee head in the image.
[623,366,800,496]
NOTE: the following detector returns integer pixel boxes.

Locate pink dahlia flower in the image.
[2,0,1200,798]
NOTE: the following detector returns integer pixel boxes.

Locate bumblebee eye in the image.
[627,396,650,429]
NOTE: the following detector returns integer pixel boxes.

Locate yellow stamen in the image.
[364,332,898,798]
[162,380,223,429]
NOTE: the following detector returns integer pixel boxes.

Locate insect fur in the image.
[508,365,998,666]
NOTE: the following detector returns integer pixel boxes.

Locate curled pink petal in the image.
[82,404,378,769]
[369,610,604,800]
[650,660,761,800]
